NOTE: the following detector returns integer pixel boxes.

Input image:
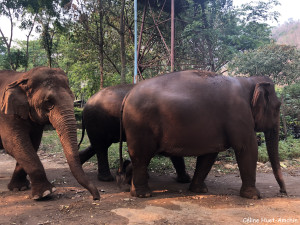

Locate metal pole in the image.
[134,0,138,83]
[170,0,175,72]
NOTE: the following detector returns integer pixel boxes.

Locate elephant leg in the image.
[169,156,191,183]
[14,149,55,200]
[0,136,3,149]
[8,125,43,192]
[130,156,152,198]
[189,153,218,193]
[79,146,96,164]
[3,128,55,200]
[79,143,114,181]
[7,162,30,191]
[234,138,260,199]
[96,145,114,181]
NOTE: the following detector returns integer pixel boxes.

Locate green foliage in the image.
[0,45,27,70]
[0,39,10,69]
[68,60,101,99]
[178,0,277,72]
[280,82,300,137]
[8,48,28,70]
[0,55,11,70]
[74,107,83,122]
[40,130,63,153]
[258,137,300,162]
[0,0,22,17]
[283,82,300,122]
[15,39,48,69]
[229,44,300,85]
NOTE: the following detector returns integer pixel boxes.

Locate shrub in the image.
[74,107,83,122]
[281,82,300,138]
[258,136,300,162]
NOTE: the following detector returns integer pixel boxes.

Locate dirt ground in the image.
[0,150,300,225]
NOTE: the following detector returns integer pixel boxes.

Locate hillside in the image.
[272,20,300,48]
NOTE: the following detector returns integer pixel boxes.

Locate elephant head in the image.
[1,67,99,199]
[250,77,286,194]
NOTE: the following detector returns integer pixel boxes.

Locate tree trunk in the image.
[200,1,215,71]
[120,0,126,84]
[0,9,14,70]
[98,0,104,89]
[25,17,36,72]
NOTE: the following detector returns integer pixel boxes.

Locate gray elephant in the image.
[119,70,286,199]
[79,84,191,183]
[0,67,99,200]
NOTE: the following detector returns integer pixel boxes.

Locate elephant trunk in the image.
[49,106,100,200]
[264,126,287,194]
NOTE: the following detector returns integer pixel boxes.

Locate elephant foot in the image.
[31,182,56,200]
[240,186,261,199]
[176,173,191,183]
[130,186,152,198]
[189,182,208,193]
[8,178,30,191]
[98,173,114,182]
[277,189,288,197]
[280,188,287,195]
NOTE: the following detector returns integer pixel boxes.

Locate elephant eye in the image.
[44,100,54,110]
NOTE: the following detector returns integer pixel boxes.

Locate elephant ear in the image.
[1,80,29,120]
[251,82,270,125]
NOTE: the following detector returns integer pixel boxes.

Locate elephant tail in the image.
[78,114,85,149]
[118,92,130,171]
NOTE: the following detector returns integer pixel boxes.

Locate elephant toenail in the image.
[42,190,51,197]
[33,195,40,200]
[52,187,56,193]
[20,186,27,191]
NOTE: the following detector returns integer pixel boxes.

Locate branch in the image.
[8,8,13,50]
[103,49,120,74]
[106,16,120,33]
[0,28,9,48]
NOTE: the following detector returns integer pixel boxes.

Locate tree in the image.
[21,39,48,68]
[272,20,300,49]
[67,0,134,89]
[0,0,23,70]
[69,0,107,89]
[19,12,38,71]
[228,44,300,85]
[106,0,131,84]
[177,0,279,72]
[6,48,27,70]
[40,21,57,68]
[19,0,68,68]
[0,38,10,69]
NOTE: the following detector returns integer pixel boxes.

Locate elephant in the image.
[119,70,287,199]
[78,84,191,183]
[0,67,99,200]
